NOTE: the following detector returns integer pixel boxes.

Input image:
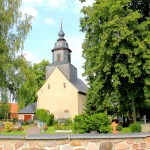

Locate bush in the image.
[35,109,48,122]
[129,123,141,132]
[12,118,17,124]
[121,127,131,133]
[46,114,54,126]
[54,124,72,130]
[73,113,111,133]
[5,122,13,132]
[100,125,112,133]
[116,125,123,131]
[54,118,72,130]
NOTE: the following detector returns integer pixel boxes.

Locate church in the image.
[37,23,88,119]
[18,23,88,121]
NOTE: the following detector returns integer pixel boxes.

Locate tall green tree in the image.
[0,0,32,98]
[33,60,50,88]
[80,0,150,121]
[18,59,50,110]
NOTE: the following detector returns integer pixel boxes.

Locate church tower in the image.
[46,22,77,84]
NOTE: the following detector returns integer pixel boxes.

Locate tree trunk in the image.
[132,99,136,123]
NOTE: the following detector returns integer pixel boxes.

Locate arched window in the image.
[64,110,69,119]
[57,53,61,62]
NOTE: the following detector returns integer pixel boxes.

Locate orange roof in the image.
[9,103,18,113]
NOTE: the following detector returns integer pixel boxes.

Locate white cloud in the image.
[72,0,95,14]
[22,0,45,7]
[43,18,56,26]
[22,7,38,17]
[47,0,68,10]
[22,51,40,63]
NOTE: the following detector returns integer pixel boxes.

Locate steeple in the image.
[46,22,77,84]
[58,21,65,39]
[52,21,72,63]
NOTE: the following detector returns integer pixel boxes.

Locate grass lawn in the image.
[0,124,33,135]
[42,126,73,134]
[0,130,25,135]
[0,125,73,135]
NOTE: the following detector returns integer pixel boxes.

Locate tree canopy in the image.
[18,59,50,110]
[0,0,32,106]
[80,0,150,121]
[0,0,50,111]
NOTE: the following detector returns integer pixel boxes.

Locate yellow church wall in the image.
[78,93,86,114]
[37,67,79,119]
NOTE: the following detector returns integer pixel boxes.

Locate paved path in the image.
[142,123,150,132]
[26,125,41,136]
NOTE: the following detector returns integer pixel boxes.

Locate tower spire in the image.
[60,17,62,31]
[58,18,65,39]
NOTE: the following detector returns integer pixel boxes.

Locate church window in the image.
[48,84,50,90]
[68,54,71,62]
[57,53,61,62]
[63,83,66,88]
[64,110,69,119]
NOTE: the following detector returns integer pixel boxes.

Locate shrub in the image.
[73,113,90,133]
[35,109,48,122]
[43,125,48,130]
[5,122,13,132]
[54,124,71,130]
[121,127,131,133]
[12,118,17,124]
[100,125,112,133]
[65,118,72,126]
[116,125,123,131]
[73,113,111,133]
[54,118,73,130]
[46,114,54,126]
[129,123,141,132]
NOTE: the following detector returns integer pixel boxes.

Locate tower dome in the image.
[54,22,69,49]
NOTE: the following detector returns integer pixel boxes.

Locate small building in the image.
[18,102,36,122]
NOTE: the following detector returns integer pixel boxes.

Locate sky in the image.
[21,0,94,82]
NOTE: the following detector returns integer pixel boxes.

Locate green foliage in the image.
[54,118,73,130]
[80,0,150,121]
[33,60,49,88]
[116,125,123,131]
[129,123,142,132]
[35,109,48,122]
[0,0,32,98]
[46,114,54,126]
[18,59,49,110]
[100,125,112,133]
[73,113,111,133]
[121,127,131,133]
[0,0,49,110]
[54,124,72,130]
[5,122,13,132]
[0,91,10,119]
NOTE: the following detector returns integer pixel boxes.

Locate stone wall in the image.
[0,133,150,150]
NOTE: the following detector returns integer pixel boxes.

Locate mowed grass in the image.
[43,126,73,134]
[0,124,33,135]
[0,125,73,135]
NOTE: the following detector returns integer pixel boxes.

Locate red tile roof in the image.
[9,103,18,113]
